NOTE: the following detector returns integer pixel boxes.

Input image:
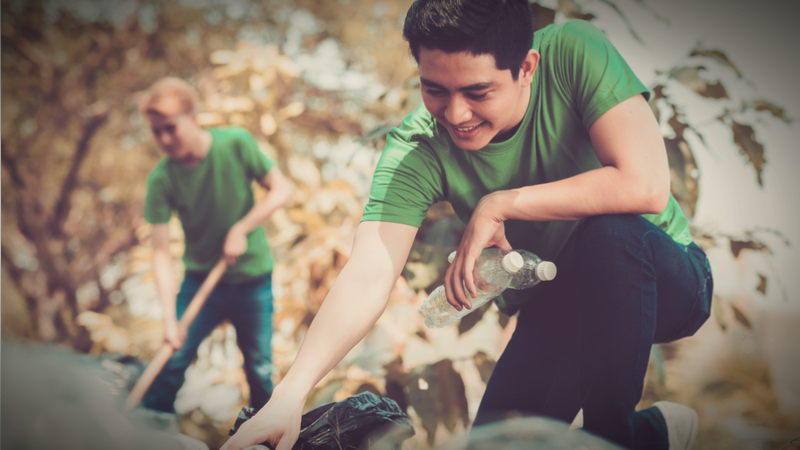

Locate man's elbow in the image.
[276,183,294,207]
[638,178,670,214]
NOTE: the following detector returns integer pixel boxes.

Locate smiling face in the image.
[418,47,539,151]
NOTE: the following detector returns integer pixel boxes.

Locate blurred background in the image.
[2,0,798,449]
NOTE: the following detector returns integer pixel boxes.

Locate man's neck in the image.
[177,128,213,168]
[491,84,531,144]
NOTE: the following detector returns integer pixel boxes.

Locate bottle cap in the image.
[535,261,557,281]
[502,252,523,273]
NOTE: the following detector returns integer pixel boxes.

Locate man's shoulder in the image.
[210,125,255,144]
[146,157,171,184]
[387,104,448,152]
[535,20,604,53]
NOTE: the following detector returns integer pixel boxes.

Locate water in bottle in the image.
[508,249,557,289]
[418,251,523,328]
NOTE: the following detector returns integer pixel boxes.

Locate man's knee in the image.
[574,214,649,258]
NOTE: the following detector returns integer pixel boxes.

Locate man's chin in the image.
[444,124,496,151]
[450,134,491,151]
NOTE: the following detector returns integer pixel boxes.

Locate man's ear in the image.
[187,110,200,126]
[519,49,540,87]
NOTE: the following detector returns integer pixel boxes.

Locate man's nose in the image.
[157,132,173,147]
[444,95,471,125]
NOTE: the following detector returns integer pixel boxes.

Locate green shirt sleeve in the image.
[234,128,274,181]
[361,112,445,227]
[556,20,650,129]
[144,167,172,224]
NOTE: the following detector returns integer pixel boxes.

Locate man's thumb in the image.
[497,236,513,253]
[275,436,294,450]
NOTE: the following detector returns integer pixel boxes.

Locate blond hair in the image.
[138,77,198,116]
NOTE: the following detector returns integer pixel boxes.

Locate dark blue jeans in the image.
[142,273,274,413]
[474,215,713,449]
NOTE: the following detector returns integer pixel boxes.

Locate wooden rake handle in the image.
[125,258,228,410]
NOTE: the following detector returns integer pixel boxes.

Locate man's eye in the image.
[165,125,176,133]
[425,88,446,97]
[466,92,488,101]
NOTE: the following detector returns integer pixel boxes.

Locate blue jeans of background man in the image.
[474,215,713,449]
[142,273,274,413]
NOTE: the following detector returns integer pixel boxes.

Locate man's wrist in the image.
[272,378,311,404]
[230,221,251,236]
[485,189,516,222]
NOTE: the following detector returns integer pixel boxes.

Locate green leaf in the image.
[473,351,496,384]
[383,357,409,413]
[457,301,492,335]
[671,66,729,99]
[756,274,767,295]
[730,238,769,258]
[689,48,743,78]
[730,303,753,329]
[711,295,727,332]
[730,121,766,186]
[556,0,596,21]
[530,2,556,31]
[751,100,791,124]
[498,311,511,329]
[406,359,470,443]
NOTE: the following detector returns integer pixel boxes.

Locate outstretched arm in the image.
[447,94,669,308]
[151,223,185,349]
[223,167,293,265]
[221,220,418,450]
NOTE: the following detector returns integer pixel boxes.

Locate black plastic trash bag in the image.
[229,391,414,450]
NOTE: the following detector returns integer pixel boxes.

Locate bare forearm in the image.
[152,250,177,320]
[276,264,392,396]
[272,221,415,401]
[235,190,291,234]
[493,165,669,223]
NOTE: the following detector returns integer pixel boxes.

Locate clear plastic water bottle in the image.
[418,250,524,328]
[444,248,557,289]
[508,249,557,289]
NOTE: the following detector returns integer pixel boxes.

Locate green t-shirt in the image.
[145,126,275,283]
[361,20,692,314]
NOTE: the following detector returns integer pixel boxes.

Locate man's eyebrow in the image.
[420,77,495,92]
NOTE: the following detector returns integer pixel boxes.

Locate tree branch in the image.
[1,245,40,336]
[1,31,55,96]
[49,103,110,237]
[1,140,27,189]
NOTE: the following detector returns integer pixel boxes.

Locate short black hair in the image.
[402,0,534,81]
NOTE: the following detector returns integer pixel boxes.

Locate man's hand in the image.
[163,316,185,350]
[445,191,513,311]
[221,386,304,450]
[223,225,248,266]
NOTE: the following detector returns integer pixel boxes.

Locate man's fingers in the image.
[222,429,264,450]
[445,263,460,310]
[452,258,468,310]
[463,256,475,309]
[275,435,294,450]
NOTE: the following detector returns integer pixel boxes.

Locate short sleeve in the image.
[236,129,275,181]
[361,125,444,227]
[144,170,172,224]
[556,20,649,129]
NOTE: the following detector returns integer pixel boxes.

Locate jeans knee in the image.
[575,215,647,257]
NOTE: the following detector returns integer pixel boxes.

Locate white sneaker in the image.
[653,401,699,450]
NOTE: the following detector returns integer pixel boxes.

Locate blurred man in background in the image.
[139,77,292,414]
